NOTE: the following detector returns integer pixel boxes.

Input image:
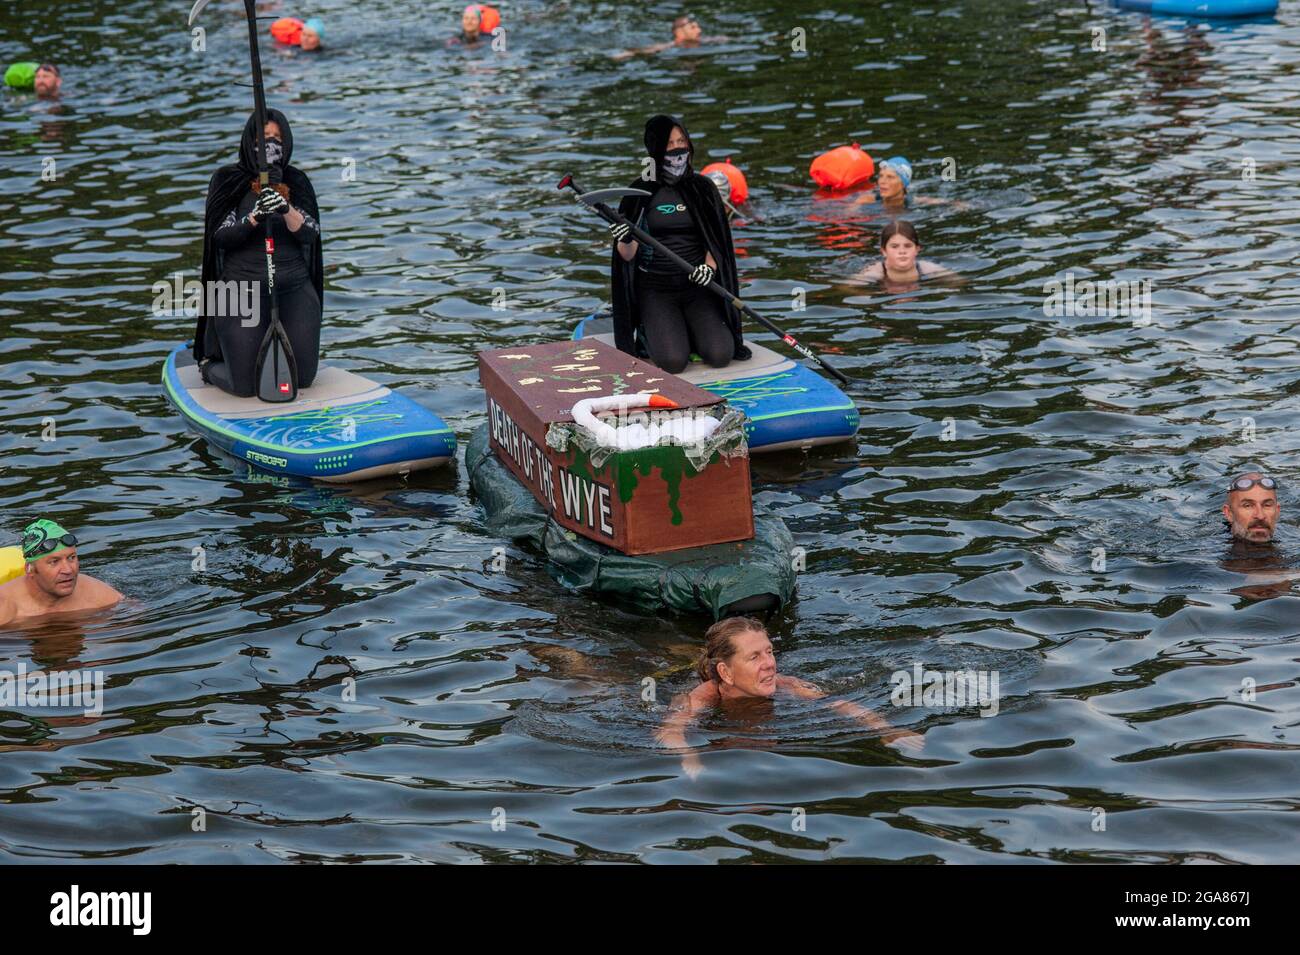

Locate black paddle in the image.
[558,173,852,386]
[190,0,298,403]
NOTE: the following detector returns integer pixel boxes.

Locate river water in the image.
[2,0,1299,863]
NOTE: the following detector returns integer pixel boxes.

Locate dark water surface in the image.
[3,0,1300,863]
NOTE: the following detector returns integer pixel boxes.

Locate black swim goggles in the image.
[1228,476,1277,493]
[22,529,77,559]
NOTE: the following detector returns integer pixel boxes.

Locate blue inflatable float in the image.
[1114,0,1277,17]
[572,315,859,453]
[162,343,456,481]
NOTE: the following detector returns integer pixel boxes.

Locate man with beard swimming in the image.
[656,617,924,779]
[1223,472,1279,543]
[1219,472,1295,599]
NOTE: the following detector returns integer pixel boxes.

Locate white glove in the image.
[689,263,714,286]
[610,220,632,243]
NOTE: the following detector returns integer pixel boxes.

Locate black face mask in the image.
[663,147,690,182]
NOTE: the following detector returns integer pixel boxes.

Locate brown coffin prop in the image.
[478,340,754,555]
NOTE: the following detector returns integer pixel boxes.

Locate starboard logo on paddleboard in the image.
[246,449,288,468]
[49,885,152,935]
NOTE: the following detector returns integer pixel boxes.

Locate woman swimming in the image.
[656,617,924,778]
[852,220,957,288]
[849,156,964,211]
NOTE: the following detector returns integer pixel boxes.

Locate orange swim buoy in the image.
[270,17,304,45]
[467,4,501,34]
[701,158,749,204]
[809,143,874,191]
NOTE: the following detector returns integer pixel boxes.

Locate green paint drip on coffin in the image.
[567,443,718,526]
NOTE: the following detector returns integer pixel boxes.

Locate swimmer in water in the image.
[453,4,499,45]
[4,62,61,98]
[0,520,122,630]
[852,220,957,288]
[300,18,325,51]
[657,617,924,779]
[612,14,723,61]
[849,156,965,212]
[1223,471,1279,544]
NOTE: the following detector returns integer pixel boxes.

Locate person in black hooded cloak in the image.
[610,114,749,374]
[194,108,323,397]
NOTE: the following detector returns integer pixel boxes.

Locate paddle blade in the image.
[188,0,215,27]
[255,322,298,403]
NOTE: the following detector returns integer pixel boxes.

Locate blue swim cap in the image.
[879,156,913,193]
[303,18,325,43]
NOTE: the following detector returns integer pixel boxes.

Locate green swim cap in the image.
[22,519,76,562]
[4,62,38,89]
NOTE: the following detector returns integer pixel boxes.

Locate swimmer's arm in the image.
[848,191,880,208]
[920,261,963,285]
[81,576,124,607]
[613,42,670,61]
[913,196,973,211]
[655,682,716,749]
[0,597,15,631]
[852,261,884,284]
[779,677,924,750]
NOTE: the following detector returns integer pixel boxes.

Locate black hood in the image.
[644,113,693,182]
[239,107,293,180]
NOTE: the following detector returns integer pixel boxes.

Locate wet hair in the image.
[673,15,699,31]
[696,615,767,683]
[880,220,920,249]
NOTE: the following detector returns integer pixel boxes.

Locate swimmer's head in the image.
[673,15,702,43]
[462,5,483,39]
[34,63,60,98]
[301,19,324,51]
[21,519,79,597]
[880,220,921,272]
[877,156,912,200]
[697,616,777,698]
[1223,471,1280,543]
[706,169,731,199]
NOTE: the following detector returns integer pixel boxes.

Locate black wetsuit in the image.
[632,183,732,373]
[207,191,321,396]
